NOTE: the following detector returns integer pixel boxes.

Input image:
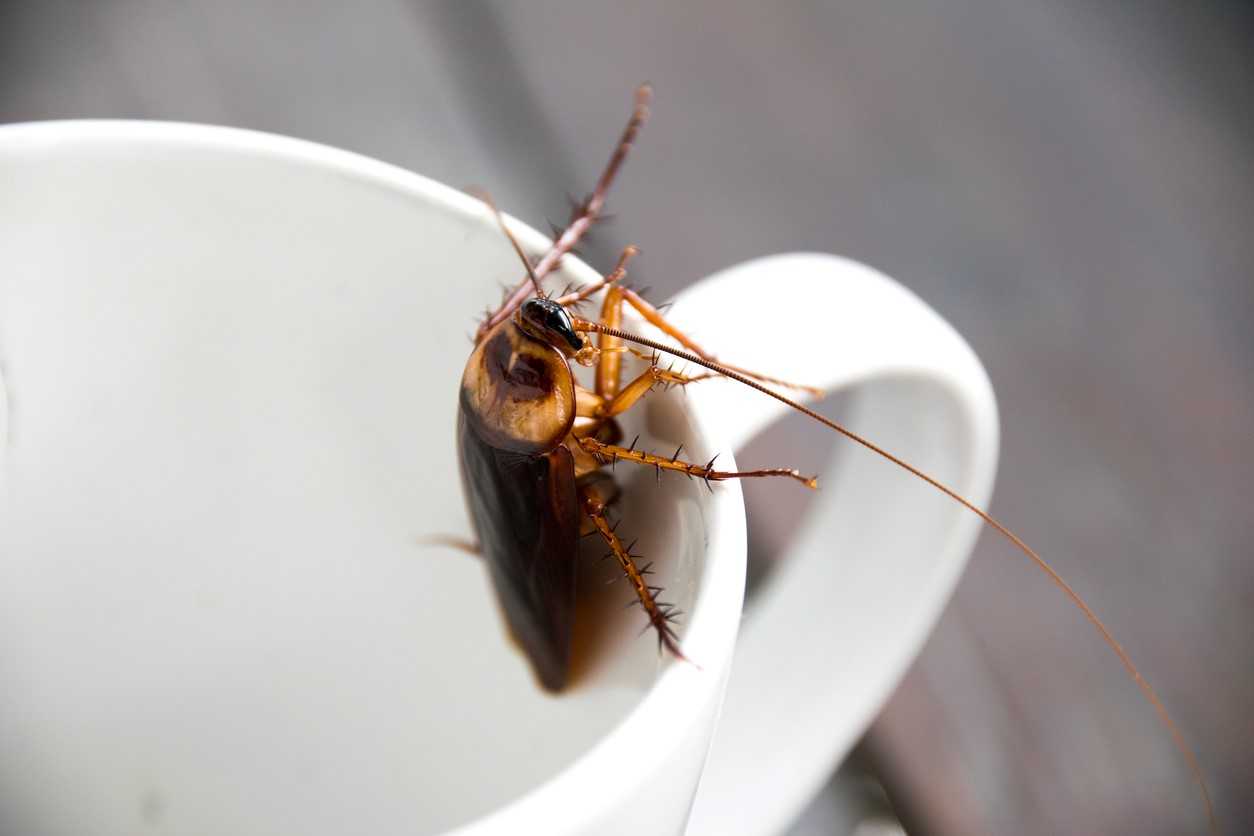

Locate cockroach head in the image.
[518,298,584,355]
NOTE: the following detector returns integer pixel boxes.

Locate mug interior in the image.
[0,124,735,835]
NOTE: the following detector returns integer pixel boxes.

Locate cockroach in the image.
[453,85,1216,831]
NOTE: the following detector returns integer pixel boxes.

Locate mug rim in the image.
[0,119,749,835]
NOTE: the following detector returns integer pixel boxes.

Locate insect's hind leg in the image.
[578,480,686,659]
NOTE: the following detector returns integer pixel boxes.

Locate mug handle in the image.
[667,254,999,836]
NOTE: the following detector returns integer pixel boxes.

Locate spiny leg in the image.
[623,346,720,385]
[476,85,652,340]
[554,245,638,309]
[615,286,824,395]
[570,356,712,428]
[572,278,821,396]
[578,436,819,490]
[578,253,718,403]
[597,358,713,419]
[575,245,645,402]
[579,481,686,659]
[564,248,639,378]
[595,286,626,398]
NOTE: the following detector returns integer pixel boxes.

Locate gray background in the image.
[3,1,1250,834]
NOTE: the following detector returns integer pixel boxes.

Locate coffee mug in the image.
[0,122,997,835]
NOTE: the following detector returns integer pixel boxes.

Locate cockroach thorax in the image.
[459,319,576,455]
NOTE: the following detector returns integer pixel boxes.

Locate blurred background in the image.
[3,1,1250,833]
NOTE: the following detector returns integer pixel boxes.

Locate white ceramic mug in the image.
[0,123,997,836]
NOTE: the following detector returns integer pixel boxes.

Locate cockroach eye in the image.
[519,298,584,354]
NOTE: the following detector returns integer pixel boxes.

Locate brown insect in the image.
[454,85,1216,831]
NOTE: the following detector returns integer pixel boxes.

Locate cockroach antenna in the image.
[571,317,1218,834]
[472,189,545,297]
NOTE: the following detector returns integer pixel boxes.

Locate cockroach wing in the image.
[457,411,579,691]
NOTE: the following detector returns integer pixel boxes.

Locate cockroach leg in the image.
[574,252,716,404]
[619,346,718,386]
[570,278,821,396]
[574,383,606,418]
[641,356,718,389]
[553,245,639,309]
[579,480,686,659]
[596,359,712,419]
[577,436,819,490]
[598,359,654,417]
[476,85,652,339]
[595,285,627,398]
[616,286,824,396]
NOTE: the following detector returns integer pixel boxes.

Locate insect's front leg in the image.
[595,285,626,398]
[571,276,821,396]
[578,478,685,659]
[596,360,712,419]
[576,261,713,409]
[613,286,823,395]
[575,342,712,426]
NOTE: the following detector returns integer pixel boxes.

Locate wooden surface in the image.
[3,2,1251,833]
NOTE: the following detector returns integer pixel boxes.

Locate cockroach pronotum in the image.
[452,85,1216,831]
